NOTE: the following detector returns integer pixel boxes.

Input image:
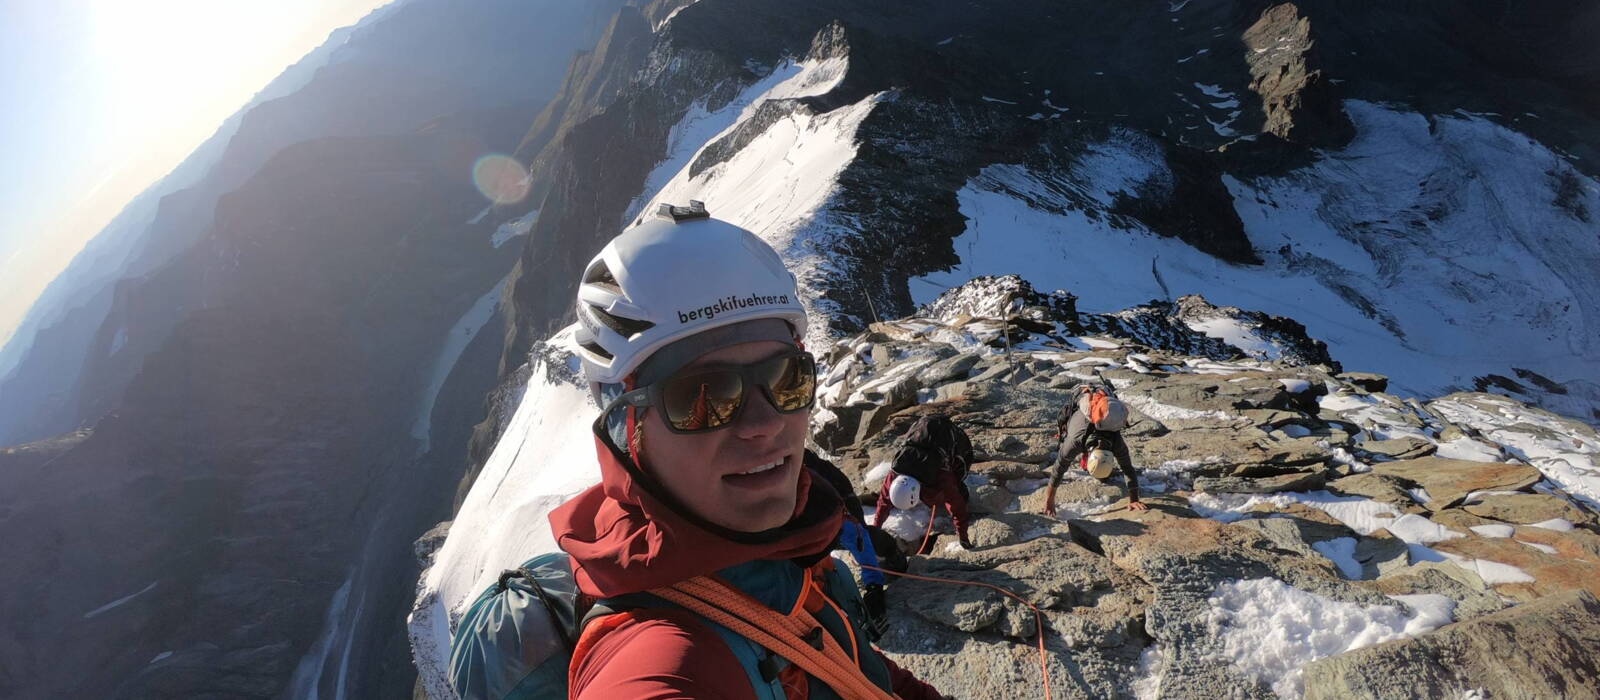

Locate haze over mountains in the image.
[2,0,1598,697]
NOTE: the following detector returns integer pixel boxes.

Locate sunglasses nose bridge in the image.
[731,375,786,436]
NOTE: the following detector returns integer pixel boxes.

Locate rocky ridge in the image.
[813,276,1600,698]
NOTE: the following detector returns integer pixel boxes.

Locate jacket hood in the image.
[549,428,843,598]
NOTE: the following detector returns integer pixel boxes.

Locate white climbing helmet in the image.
[1086,448,1114,480]
[888,474,922,511]
[573,202,808,387]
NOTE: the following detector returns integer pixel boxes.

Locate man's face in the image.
[638,340,808,532]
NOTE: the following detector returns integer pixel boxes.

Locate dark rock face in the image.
[491,0,1600,433]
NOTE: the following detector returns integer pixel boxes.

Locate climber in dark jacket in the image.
[805,450,891,641]
[873,415,974,552]
[1042,385,1145,516]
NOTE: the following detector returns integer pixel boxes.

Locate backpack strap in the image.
[569,594,789,699]
[649,575,896,700]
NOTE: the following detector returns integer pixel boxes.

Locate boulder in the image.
[916,352,982,387]
[1302,591,1600,700]
[1235,408,1304,429]
[1355,529,1410,579]
[878,523,1152,698]
[1369,457,1542,510]
[969,460,1048,481]
[1193,469,1326,494]
[1336,372,1388,393]
[968,482,1016,515]
[1325,473,1423,508]
[1366,563,1506,621]
[1463,493,1591,525]
[1133,429,1326,478]
[1229,517,1351,576]
[1068,500,1379,602]
[1432,533,1600,603]
[1356,437,1436,461]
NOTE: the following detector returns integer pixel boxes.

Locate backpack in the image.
[450,552,585,700]
[1076,380,1129,432]
[450,553,894,700]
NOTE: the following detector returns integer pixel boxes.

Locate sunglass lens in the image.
[760,354,816,413]
[661,370,744,431]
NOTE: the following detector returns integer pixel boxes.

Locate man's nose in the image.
[733,387,785,440]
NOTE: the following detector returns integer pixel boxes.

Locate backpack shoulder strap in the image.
[570,594,788,700]
[651,576,896,700]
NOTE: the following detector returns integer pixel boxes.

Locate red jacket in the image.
[549,434,945,699]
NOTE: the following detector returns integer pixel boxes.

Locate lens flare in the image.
[472,154,530,205]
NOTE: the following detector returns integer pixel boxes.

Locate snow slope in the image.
[408,332,597,697]
[632,56,881,351]
[913,101,1600,406]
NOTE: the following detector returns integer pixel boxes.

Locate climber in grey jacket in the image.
[1042,384,1145,515]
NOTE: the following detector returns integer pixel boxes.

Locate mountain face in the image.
[419,0,1600,695]
[5,0,1600,697]
[0,1,629,697]
[480,0,1598,462]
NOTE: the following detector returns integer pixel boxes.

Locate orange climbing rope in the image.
[651,575,898,700]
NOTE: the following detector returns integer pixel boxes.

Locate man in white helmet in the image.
[1042,383,1145,517]
[548,203,945,699]
[872,415,975,553]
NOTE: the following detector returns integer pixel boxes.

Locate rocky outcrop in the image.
[1242,3,1354,148]
[805,275,1600,698]
[1302,591,1600,700]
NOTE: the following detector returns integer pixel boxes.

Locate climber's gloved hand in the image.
[863,584,889,642]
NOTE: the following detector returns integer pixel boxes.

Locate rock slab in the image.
[1303,590,1600,700]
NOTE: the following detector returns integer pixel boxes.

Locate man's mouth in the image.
[723,453,796,490]
[739,460,783,475]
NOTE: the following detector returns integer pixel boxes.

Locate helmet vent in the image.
[588,304,655,338]
[583,262,623,294]
[580,340,613,360]
[657,200,709,222]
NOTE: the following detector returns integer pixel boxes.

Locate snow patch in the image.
[491,210,537,248]
[1311,537,1363,579]
[909,101,1600,421]
[1434,437,1502,462]
[1188,490,1405,537]
[411,277,506,453]
[83,580,159,619]
[1205,578,1452,697]
[1123,394,1233,422]
[1185,317,1279,360]
[1469,524,1515,538]
[1528,518,1575,532]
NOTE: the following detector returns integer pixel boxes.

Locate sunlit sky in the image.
[0,0,394,347]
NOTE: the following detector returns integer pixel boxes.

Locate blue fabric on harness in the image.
[840,520,886,587]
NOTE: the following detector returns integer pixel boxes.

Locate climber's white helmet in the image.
[888,474,922,511]
[574,202,808,388]
[1086,448,1115,480]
